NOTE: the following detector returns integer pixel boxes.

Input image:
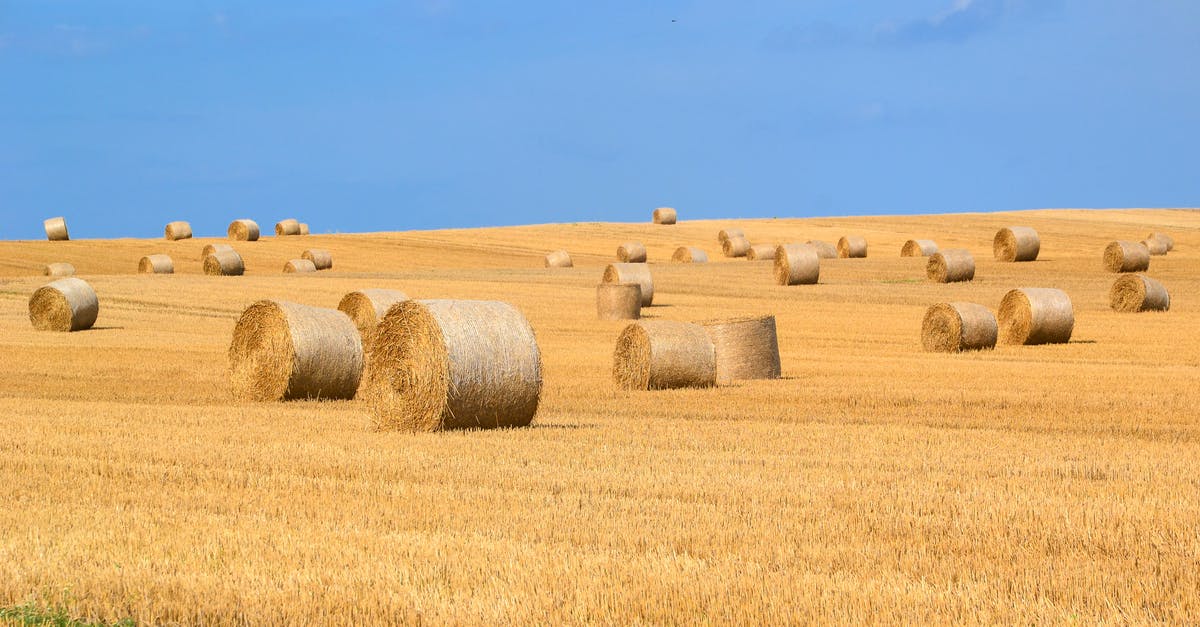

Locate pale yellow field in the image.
[1,209,1198,624]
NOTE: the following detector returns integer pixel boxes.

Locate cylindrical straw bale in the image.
[1141,237,1168,256]
[837,236,868,258]
[284,259,317,273]
[993,226,1040,262]
[138,255,174,274]
[774,244,820,286]
[229,300,363,402]
[544,250,573,268]
[275,219,301,236]
[29,278,98,332]
[671,247,708,263]
[701,315,781,383]
[202,243,235,259]
[299,223,310,235]
[44,217,69,241]
[926,249,975,283]
[652,207,677,224]
[1146,232,1174,252]
[597,284,641,320]
[365,300,542,431]
[746,245,776,261]
[998,288,1073,345]
[203,249,245,276]
[1110,274,1170,313]
[718,228,744,245]
[616,241,647,263]
[921,302,997,353]
[302,249,333,270]
[227,219,260,241]
[805,240,837,259]
[43,262,75,277]
[602,263,654,306]
[722,236,751,258]
[901,239,938,257]
[1103,241,1150,273]
[337,289,411,351]
[165,221,193,241]
[613,320,716,390]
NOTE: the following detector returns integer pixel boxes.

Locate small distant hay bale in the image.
[746,245,776,261]
[1110,274,1170,313]
[921,302,997,353]
[613,320,716,390]
[284,259,317,273]
[1146,232,1174,252]
[1141,237,1168,256]
[365,299,542,432]
[299,223,310,235]
[229,300,363,402]
[671,247,708,263]
[652,207,677,224]
[805,240,838,259]
[993,226,1040,262]
[603,263,654,306]
[227,219,260,241]
[774,244,820,286]
[337,289,411,351]
[544,250,573,268]
[44,217,70,241]
[275,219,301,236]
[202,243,235,258]
[165,221,193,241]
[722,235,751,258]
[29,278,98,332]
[302,249,333,270]
[616,241,647,263]
[901,239,938,257]
[597,283,641,320]
[718,228,744,245]
[203,249,245,276]
[1103,241,1150,273]
[926,249,975,283]
[998,288,1073,345]
[837,236,867,258]
[702,315,781,383]
[138,255,174,274]
[43,262,75,277]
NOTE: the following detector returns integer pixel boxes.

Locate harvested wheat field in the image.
[0,208,1199,624]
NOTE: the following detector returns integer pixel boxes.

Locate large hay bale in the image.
[228,300,363,402]
[993,226,1040,262]
[926,249,975,283]
[613,320,716,390]
[722,236,751,258]
[201,243,235,259]
[302,249,333,270]
[702,315,781,383]
[337,289,411,351]
[921,302,997,353]
[671,247,708,263]
[165,221,193,241]
[901,239,938,257]
[998,288,1073,345]
[837,236,867,258]
[138,255,174,274]
[616,241,647,263]
[805,240,838,259]
[43,262,75,277]
[227,219,260,241]
[774,244,820,285]
[365,299,542,431]
[746,244,776,261]
[203,249,245,276]
[44,217,69,241]
[602,263,654,306]
[1141,237,1168,256]
[299,223,310,235]
[544,250,573,268]
[652,207,677,224]
[29,278,98,332]
[1146,232,1174,252]
[597,283,641,320]
[1103,241,1150,273]
[275,219,301,236]
[1110,274,1170,312]
[284,259,317,273]
[718,228,744,245]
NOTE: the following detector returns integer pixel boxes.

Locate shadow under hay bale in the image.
[29,278,98,332]
[746,244,776,261]
[617,242,647,263]
[613,320,715,390]
[722,236,751,258]
[1110,274,1170,312]
[44,217,69,241]
[994,226,1040,262]
[138,255,174,274]
[275,219,301,236]
[671,247,708,263]
[227,219,260,241]
[652,207,677,224]
[302,249,333,270]
[603,263,654,306]
[921,302,997,353]
[338,289,411,351]
[926,249,975,283]
[284,259,317,273]
[596,283,641,320]
[837,236,867,258]
[901,239,938,257]
[544,250,573,268]
[203,250,245,276]
[774,244,820,285]
[165,221,193,241]
[702,315,781,383]
[998,288,1073,345]
[43,262,75,277]
[1103,241,1150,273]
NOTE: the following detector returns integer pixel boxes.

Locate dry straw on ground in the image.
[702,315,781,383]
[227,219,260,241]
[275,219,301,236]
[365,299,542,432]
[998,287,1074,345]
[284,259,317,273]
[28,277,98,332]
[138,255,174,274]
[203,250,245,276]
[1142,237,1168,256]
[1146,232,1174,252]
[993,226,1040,262]
[805,240,838,259]
[43,262,75,277]
[201,243,235,259]
[302,249,333,270]
[774,244,820,285]
[901,239,938,257]
[165,221,193,241]
[1103,241,1150,273]
[596,283,641,320]
[1110,274,1170,312]
[338,289,411,351]
[44,217,69,241]
[671,246,708,263]
[926,249,975,283]
[717,228,744,245]
[652,207,677,224]
[603,263,654,306]
[544,250,573,268]
[299,223,310,235]
[613,320,716,390]
[228,300,363,402]
[616,242,647,263]
[837,236,868,258]
[921,302,997,353]
[722,236,751,258]
[746,244,776,261]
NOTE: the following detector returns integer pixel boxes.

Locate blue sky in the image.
[1,1,1198,239]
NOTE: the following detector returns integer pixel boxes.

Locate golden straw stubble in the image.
[1110,274,1170,312]
[998,288,1074,345]
[1102,241,1150,273]
[29,277,99,332]
[921,302,997,353]
[613,320,716,390]
[702,315,781,383]
[926,249,975,283]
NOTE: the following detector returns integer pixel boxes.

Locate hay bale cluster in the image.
[1103,241,1150,273]
[998,288,1073,345]
[1110,274,1170,313]
[926,249,975,283]
[672,247,708,263]
[994,226,1040,262]
[774,244,820,286]
[228,219,260,241]
[613,321,715,390]
[603,263,654,306]
[921,302,997,353]
[138,255,174,274]
[652,207,677,224]
[165,221,193,241]
[29,278,98,332]
[544,250,573,268]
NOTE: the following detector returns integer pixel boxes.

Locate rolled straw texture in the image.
[722,236,751,258]
[302,249,333,270]
[338,289,411,351]
[805,240,838,259]
[901,239,938,257]
[1146,232,1174,252]
[746,245,776,261]
[165,221,193,241]
[227,219,260,241]
[1110,274,1170,313]
[1103,241,1150,273]
[299,223,310,235]
[229,300,363,402]
[993,226,1040,262]
[774,244,820,286]
[998,288,1073,345]
[365,299,542,432]
[671,247,708,263]
[921,302,997,353]
[602,263,654,306]
[275,219,301,236]
[203,250,245,276]
[616,242,647,263]
[29,278,98,332]
[926,249,975,283]
[652,207,677,224]
[138,255,174,274]
[284,259,317,273]
[1141,237,1168,256]
[202,243,235,258]
[702,315,781,383]
[596,284,641,320]
[544,250,573,268]
[44,217,69,241]
[837,236,868,258]
[43,262,75,277]
[613,321,716,390]
[718,228,744,245]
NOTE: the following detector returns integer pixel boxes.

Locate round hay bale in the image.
[652,207,677,224]
[993,226,1040,262]
[597,284,641,320]
[921,302,997,353]
[722,236,751,258]
[29,278,98,332]
[671,247,708,263]
[718,228,744,245]
[365,299,542,431]
[44,217,69,241]
[229,300,363,402]
[998,288,1073,345]
[901,239,938,257]
[805,240,838,259]
[1110,274,1170,312]
[202,243,235,259]
[926,249,975,283]
[616,242,647,263]
[302,249,333,270]
[837,236,867,258]
[1141,237,1168,256]
[613,320,716,390]
[43,262,76,277]
[602,263,654,306]
[1146,232,1174,252]
[337,289,411,351]
[701,315,781,383]
[774,244,820,286]
[1103,241,1150,273]
[138,255,174,274]
[746,244,777,261]
[544,250,573,268]
[203,249,245,276]
[284,259,317,273]
[275,219,301,236]
[299,223,310,235]
[165,221,193,241]
[227,219,260,241]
